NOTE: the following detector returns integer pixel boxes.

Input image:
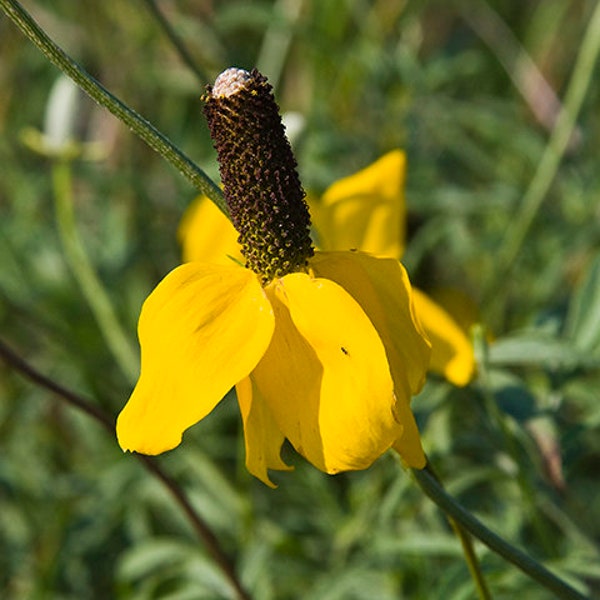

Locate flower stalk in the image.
[412,464,586,600]
[0,0,226,216]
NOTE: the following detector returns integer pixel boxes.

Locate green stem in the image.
[0,0,227,217]
[52,160,139,383]
[413,464,587,599]
[423,463,492,600]
[486,1,600,303]
[451,520,492,600]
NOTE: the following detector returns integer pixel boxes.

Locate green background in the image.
[1,1,599,598]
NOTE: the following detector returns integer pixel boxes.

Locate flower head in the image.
[203,68,314,283]
[181,151,476,387]
[117,68,430,486]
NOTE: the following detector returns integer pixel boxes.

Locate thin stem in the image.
[0,337,252,600]
[485,0,600,303]
[450,520,492,600]
[136,455,252,600]
[52,159,139,384]
[0,337,114,430]
[424,462,492,600]
[413,464,587,600]
[141,0,209,85]
[0,0,227,217]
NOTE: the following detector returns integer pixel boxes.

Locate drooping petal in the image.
[178,195,243,264]
[392,396,427,469]
[253,273,402,474]
[309,251,429,467]
[310,251,430,396]
[117,262,274,454]
[316,150,406,258]
[412,288,475,387]
[235,377,292,487]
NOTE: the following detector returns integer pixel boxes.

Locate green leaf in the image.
[118,539,191,581]
[487,334,577,369]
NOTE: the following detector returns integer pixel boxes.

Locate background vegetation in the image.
[1,0,599,598]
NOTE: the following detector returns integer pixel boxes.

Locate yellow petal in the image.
[412,288,475,387]
[117,262,274,454]
[236,377,292,487]
[318,150,406,258]
[392,398,427,469]
[310,251,430,396]
[178,195,243,264]
[310,251,429,467]
[253,273,402,474]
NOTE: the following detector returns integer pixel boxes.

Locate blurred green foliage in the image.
[1,0,600,598]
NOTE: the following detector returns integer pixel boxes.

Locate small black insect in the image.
[340,346,349,355]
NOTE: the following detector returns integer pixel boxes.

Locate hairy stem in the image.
[0,0,227,216]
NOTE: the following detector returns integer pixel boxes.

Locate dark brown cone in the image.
[203,68,314,283]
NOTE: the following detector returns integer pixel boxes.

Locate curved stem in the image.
[0,0,227,217]
[0,338,252,600]
[52,159,139,383]
[413,463,587,599]
[485,0,600,303]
